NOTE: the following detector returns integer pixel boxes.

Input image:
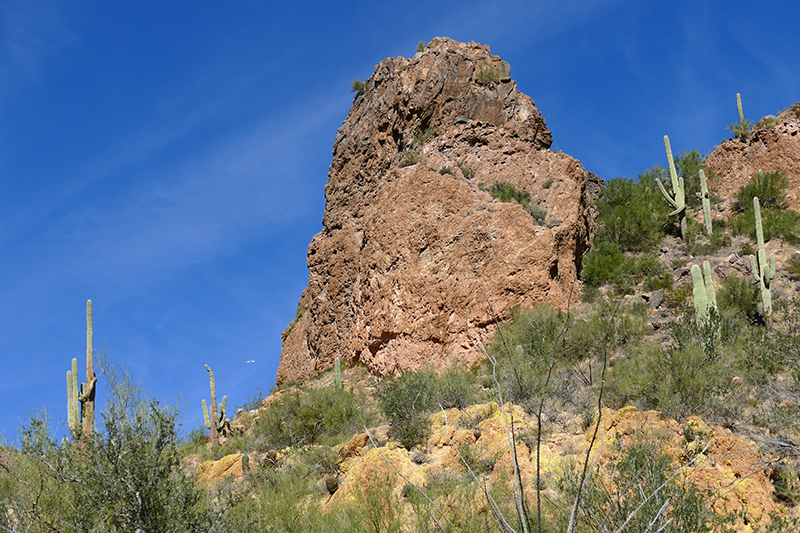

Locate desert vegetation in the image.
[4,108,800,531]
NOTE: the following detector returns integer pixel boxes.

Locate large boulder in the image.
[277,38,599,384]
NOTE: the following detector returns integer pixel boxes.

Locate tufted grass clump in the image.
[472,61,501,86]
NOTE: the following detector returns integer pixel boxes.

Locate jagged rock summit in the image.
[706,102,800,218]
[277,37,599,384]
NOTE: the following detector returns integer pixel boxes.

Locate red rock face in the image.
[705,102,800,218]
[276,38,600,385]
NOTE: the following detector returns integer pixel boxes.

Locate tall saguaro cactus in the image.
[692,261,719,349]
[202,364,227,448]
[66,300,97,439]
[699,169,713,235]
[749,197,776,324]
[657,135,687,241]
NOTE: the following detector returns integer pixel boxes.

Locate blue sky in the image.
[2,1,798,442]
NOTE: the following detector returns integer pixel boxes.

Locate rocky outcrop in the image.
[328,405,786,532]
[277,38,599,384]
[706,102,800,218]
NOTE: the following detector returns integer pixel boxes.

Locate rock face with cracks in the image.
[705,102,800,219]
[277,37,600,385]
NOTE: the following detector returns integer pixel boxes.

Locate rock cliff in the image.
[706,102,800,218]
[277,38,599,384]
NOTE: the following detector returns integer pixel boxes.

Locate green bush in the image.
[485,181,547,222]
[377,369,436,449]
[350,78,369,96]
[485,305,566,413]
[457,160,476,179]
[557,429,735,532]
[717,275,760,324]
[472,61,500,86]
[606,337,731,421]
[254,385,368,449]
[399,149,425,167]
[5,359,214,532]
[729,206,800,244]
[733,170,789,212]
[595,171,670,253]
[413,127,436,146]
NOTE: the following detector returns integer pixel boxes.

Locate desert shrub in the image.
[484,181,547,222]
[596,171,670,253]
[581,242,625,288]
[350,78,369,96]
[436,362,478,410]
[787,253,800,280]
[416,41,426,52]
[733,170,789,212]
[399,149,425,167]
[5,361,215,532]
[377,369,436,449]
[581,245,663,292]
[729,206,800,244]
[254,385,367,449]
[717,275,760,324]
[439,165,453,175]
[413,127,436,146]
[472,61,500,85]
[457,160,475,179]
[557,429,735,532]
[605,340,731,421]
[485,304,566,413]
[563,301,650,366]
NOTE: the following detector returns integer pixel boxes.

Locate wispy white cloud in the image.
[48,91,342,282]
[0,0,72,98]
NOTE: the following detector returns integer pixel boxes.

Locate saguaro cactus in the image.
[699,169,713,235]
[66,300,97,439]
[202,364,227,448]
[749,197,776,324]
[692,262,718,324]
[657,135,687,241]
[692,261,719,354]
[334,357,342,391]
